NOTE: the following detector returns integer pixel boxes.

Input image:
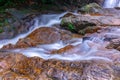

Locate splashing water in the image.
[103,0,120,8]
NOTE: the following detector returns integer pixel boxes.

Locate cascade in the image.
[0,11,120,61]
[103,0,120,8]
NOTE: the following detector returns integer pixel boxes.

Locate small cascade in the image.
[0,12,67,48]
[0,11,120,61]
[103,0,120,8]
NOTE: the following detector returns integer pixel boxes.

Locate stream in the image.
[0,12,120,62]
[0,0,120,62]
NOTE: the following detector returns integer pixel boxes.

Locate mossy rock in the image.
[61,19,77,33]
[61,17,96,35]
[79,3,102,14]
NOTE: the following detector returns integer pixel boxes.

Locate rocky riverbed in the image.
[0,3,120,80]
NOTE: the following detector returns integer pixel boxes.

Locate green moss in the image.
[80,3,101,13]
[0,28,3,33]
[68,23,75,30]
[61,19,76,32]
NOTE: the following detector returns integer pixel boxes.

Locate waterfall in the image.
[103,0,120,8]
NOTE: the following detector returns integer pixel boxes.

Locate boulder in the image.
[61,12,120,35]
[78,3,103,14]
[61,15,100,34]
[0,8,37,40]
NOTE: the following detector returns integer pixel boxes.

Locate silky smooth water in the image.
[0,12,68,48]
[104,0,120,8]
[0,12,120,61]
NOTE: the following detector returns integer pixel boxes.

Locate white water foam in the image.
[9,36,115,61]
[0,11,120,61]
[103,0,120,8]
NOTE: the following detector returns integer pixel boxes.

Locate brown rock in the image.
[0,52,119,79]
[9,57,120,80]
[60,12,76,18]
[51,45,74,54]
[0,52,27,71]
[27,27,61,44]
[106,38,120,51]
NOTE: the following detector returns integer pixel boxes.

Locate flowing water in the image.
[103,0,120,8]
[0,12,68,48]
[0,11,120,61]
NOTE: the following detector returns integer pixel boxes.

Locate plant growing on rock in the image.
[61,19,77,33]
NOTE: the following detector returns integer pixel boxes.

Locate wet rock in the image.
[27,27,61,44]
[0,52,27,71]
[61,12,120,35]
[81,61,113,80]
[2,27,72,49]
[0,52,119,80]
[51,45,74,54]
[0,8,37,40]
[60,12,76,18]
[106,38,120,51]
[61,15,101,34]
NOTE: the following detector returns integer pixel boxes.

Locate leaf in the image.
[68,23,75,30]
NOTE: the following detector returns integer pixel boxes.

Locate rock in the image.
[106,38,120,51]
[2,27,72,49]
[27,27,61,44]
[0,8,37,40]
[61,15,100,34]
[27,27,72,44]
[60,12,76,18]
[78,3,103,14]
[61,11,120,35]
[0,52,120,80]
[0,52,27,70]
[51,45,74,54]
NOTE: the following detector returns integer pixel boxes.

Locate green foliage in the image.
[68,23,75,31]
[61,20,75,32]
[0,28,3,33]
